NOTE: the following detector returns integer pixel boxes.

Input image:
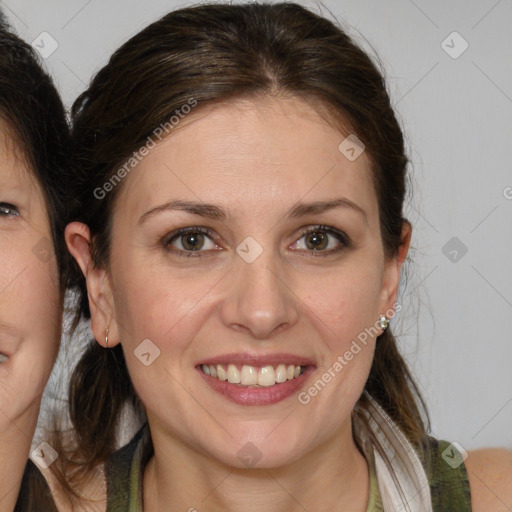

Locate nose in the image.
[219,247,300,340]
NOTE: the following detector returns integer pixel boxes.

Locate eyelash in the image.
[0,202,20,217]
[161,225,350,258]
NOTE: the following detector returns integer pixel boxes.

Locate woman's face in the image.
[73,96,407,468]
[0,120,62,422]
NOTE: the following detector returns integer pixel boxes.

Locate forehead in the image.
[0,118,38,190]
[116,96,378,223]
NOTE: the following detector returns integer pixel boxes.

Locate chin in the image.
[202,431,308,470]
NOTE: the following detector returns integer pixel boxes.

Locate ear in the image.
[64,222,121,348]
[378,221,412,319]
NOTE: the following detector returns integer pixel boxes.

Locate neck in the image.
[143,419,370,512]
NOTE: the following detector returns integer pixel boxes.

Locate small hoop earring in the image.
[379,316,389,330]
[105,326,109,348]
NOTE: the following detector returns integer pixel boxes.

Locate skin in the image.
[66,96,512,511]
[465,450,512,511]
[0,119,62,509]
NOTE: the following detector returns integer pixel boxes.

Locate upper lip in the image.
[197,353,316,367]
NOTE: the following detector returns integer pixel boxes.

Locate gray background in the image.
[3,0,511,451]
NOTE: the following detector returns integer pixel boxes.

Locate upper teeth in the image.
[201,363,303,387]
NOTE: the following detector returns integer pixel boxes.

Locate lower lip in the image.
[197,366,314,406]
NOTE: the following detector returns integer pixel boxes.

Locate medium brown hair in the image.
[58,1,430,504]
[0,25,70,287]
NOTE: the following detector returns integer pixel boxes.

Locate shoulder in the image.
[465,447,512,512]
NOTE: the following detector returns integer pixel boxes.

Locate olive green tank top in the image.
[103,423,471,511]
[14,422,471,510]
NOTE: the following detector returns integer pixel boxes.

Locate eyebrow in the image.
[138,198,367,225]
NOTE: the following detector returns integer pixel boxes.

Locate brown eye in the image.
[293,225,350,255]
[0,202,20,217]
[180,231,206,251]
[304,231,329,251]
[163,226,219,256]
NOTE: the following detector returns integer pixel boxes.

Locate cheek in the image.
[113,268,207,416]
[300,261,384,342]
[294,268,382,417]
[111,258,217,353]
[24,261,62,339]
[0,231,61,362]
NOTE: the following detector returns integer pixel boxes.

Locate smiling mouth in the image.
[200,363,307,387]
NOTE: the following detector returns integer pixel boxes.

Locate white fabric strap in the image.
[354,392,433,512]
